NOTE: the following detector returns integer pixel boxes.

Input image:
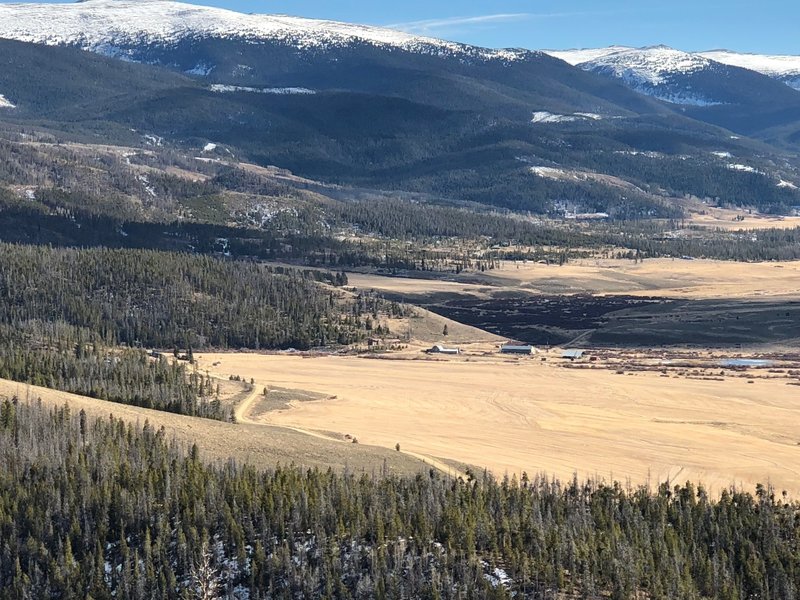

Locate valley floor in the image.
[194,349,800,496]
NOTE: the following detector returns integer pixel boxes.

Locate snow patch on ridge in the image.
[0,94,15,109]
[209,84,316,95]
[530,166,567,178]
[531,111,604,124]
[727,163,763,174]
[186,63,214,76]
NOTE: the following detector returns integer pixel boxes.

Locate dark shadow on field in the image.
[381,289,800,347]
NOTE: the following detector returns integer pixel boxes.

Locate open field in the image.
[685,202,800,230]
[195,351,800,495]
[0,377,429,476]
[349,258,800,300]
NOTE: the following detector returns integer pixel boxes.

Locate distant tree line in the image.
[0,244,377,350]
[0,321,229,420]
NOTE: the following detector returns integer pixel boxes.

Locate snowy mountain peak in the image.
[0,0,528,63]
[545,46,800,91]
[545,46,633,66]
[564,46,727,106]
[582,46,712,86]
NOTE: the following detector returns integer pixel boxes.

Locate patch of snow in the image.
[209,84,315,95]
[567,211,610,220]
[0,0,531,64]
[481,561,514,589]
[727,163,763,174]
[0,94,16,109]
[531,111,578,124]
[712,151,733,158]
[531,111,605,124]
[615,150,664,158]
[777,179,798,189]
[186,63,214,76]
[24,189,36,200]
[202,142,217,152]
[530,166,566,178]
[142,134,163,147]
[136,174,157,197]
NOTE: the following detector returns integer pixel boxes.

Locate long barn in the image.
[500,345,536,355]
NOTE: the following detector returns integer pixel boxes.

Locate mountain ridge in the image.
[0,0,530,64]
[1,7,799,217]
[546,45,800,91]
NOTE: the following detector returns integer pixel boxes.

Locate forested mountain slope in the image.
[1,19,799,216]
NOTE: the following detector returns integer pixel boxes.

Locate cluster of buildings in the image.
[426,343,586,360]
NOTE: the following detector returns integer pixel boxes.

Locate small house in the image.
[561,349,586,360]
[426,344,460,355]
[500,345,536,355]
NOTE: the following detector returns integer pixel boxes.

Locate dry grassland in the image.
[349,258,800,300]
[686,203,800,230]
[195,351,800,495]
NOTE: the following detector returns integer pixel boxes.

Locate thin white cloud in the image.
[389,13,532,35]
[388,12,607,36]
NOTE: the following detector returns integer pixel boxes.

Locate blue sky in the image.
[3,0,799,54]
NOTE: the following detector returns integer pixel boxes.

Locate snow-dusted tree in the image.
[190,542,220,600]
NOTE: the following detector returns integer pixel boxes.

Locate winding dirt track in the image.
[0,377,430,476]
[227,372,468,479]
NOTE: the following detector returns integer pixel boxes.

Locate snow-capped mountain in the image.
[543,45,800,138]
[547,46,800,91]
[699,51,800,91]
[544,45,800,116]
[0,0,525,63]
[0,0,678,122]
[580,46,722,106]
[545,46,634,67]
